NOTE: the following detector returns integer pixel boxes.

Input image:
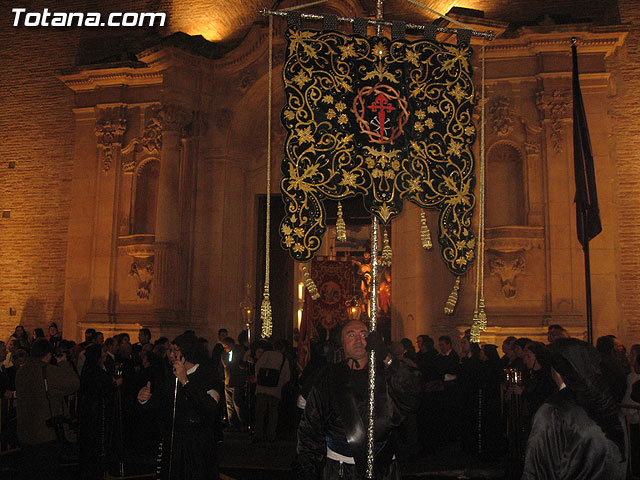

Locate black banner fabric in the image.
[280,28,477,274]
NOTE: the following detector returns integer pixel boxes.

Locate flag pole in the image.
[572,37,601,345]
[583,209,594,345]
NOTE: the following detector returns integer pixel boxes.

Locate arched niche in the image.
[486,142,525,227]
[132,158,160,235]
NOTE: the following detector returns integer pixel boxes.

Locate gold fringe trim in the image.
[379,229,392,267]
[444,276,461,316]
[420,210,432,250]
[260,284,273,338]
[336,201,347,242]
[303,265,320,300]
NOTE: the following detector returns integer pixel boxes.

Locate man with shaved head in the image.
[296,320,421,479]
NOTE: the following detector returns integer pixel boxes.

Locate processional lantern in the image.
[260,1,493,477]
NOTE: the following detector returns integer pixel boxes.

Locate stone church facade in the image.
[1,0,639,349]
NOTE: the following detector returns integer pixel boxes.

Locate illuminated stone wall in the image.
[1,0,639,350]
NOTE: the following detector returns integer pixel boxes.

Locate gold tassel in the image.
[379,229,392,267]
[470,310,481,343]
[302,265,320,300]
[444,276,461,316]
[470,301,487,343]
[336,201,347,242]
[477,298,487,331]
[420,210,433,250]
[260,284,273,338]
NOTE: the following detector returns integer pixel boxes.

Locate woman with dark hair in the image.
[596,335,629,403]
[78,343,120,479]
[506,341,556,478]
[31,328,45,342]
[523,338,627,479]
[9,325,29,350]
[521,342,557,422]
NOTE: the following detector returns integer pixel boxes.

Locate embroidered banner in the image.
[280,28,477,274]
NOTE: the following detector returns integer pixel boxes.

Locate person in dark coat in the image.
[459,343,504,457]
[505,341,556,478]
[596,335,630,403]
[415,335,444,454]
[295,320,422,479]
[523,338,627,479]
[137,332,222,480]
[15,338,79,480]
[78,343,120,479]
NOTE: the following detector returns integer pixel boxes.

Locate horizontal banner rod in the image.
[259,8,495,40]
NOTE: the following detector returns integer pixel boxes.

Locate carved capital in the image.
[524,142,540,155]
[488,96,513,137]
[120,105,163,169]
[183,111,208,138]
[95,105,127,171]
[160,104,189,134]
[142,106,163,153]
[536,90,570,153]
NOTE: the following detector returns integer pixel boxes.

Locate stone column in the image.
[154,104,188,315]
[391,203,453,341]
[536,87,577,318]
[180,112,207,323]
[92,106,127,319]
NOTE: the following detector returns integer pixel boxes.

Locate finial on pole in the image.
[571,37,577,45]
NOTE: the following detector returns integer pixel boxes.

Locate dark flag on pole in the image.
[572,40,602,248]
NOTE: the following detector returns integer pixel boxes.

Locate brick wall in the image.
[609,0,640,337]
[0,1,176,339]
[0,0,636,342]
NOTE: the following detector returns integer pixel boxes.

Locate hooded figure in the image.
[523,338,627,479]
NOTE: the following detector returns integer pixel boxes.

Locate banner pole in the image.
[367,216,379,479]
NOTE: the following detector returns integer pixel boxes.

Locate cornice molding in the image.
[486,26,628,58]
[59,67,163,92]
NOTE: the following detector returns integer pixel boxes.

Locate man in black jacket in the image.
[296,320,421,479]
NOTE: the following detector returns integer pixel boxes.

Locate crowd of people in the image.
[0,321,636,479]
[0,323,297,479]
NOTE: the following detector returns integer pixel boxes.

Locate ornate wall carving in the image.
[128,257,154,299]
[160,104,190,133]
[122,106,163,172]
[536,89,570,153]
[183,111,208,139]
[95,105,127,171]
[142,107,163,153]
[488,96,514,136]
[488,251,526,298]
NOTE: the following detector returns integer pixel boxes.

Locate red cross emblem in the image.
[368,93,396,141]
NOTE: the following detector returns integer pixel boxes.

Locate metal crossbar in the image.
[260,8,495,40]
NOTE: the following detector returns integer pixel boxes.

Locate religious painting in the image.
[307,259,353,331]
